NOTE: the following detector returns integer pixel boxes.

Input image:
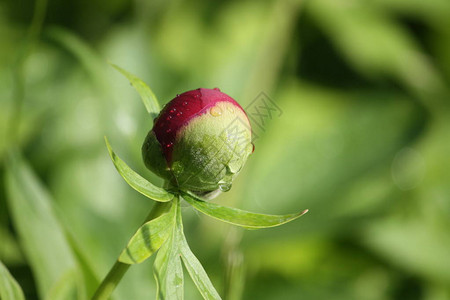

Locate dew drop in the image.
[218,181,232,192]
[166,115,173,120]
[226,161,240,174]
[166,128,172,133]
[176,112,182,116]
[182,101,188,106]
[210,106,223,117]
[166,142,173,148]
[170,108,176,113]
[176,94,180,97]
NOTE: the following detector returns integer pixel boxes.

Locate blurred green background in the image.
[1,0,450,299]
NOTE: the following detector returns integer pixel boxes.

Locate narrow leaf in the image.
[119,202,176,264]
[177,210,221,300]
[0,261,25,300]
[110,63,160,117]
[5,153,78,299]
[182,192,308,229]
[105,137,173,202]
[153,199,184,300]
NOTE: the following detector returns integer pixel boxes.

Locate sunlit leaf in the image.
[0,261,25,300]
[153,199,184,300]
[5,153,78,299]
[119,202,176,264]
[182,192,308,229]
[110,63,160,117]
[105,137,173,202]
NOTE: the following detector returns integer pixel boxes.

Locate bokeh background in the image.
[1,0,450,299]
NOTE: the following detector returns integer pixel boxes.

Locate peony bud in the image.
[142,88,253,198]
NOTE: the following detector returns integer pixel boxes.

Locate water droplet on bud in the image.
[210,106,222,117]
[218,181,232,192]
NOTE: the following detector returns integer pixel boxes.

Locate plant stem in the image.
[91,261,130,300]
[91,201,170,300]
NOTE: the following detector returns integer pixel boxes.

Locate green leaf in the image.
[0,260,25,300]
[110,63,160,117]
[178,211,221,300]
[4,153,79,299]
[105,137,174,202]
[182,192,308,229]
[119,201,176,264]
[153,199,184,300]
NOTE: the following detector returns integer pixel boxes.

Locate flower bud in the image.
[142,88,253,198]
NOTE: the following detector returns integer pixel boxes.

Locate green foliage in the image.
[1,0,450,299]
[153,201,184,300]
[0,261,25,300]
[153,199,221,300]
[105,137,174,202]
[182,192,308,229]
[178,231,221,300]
[5,154,80,300]
[119,202,175,264]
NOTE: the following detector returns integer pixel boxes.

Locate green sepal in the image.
[182,191,308,229]
[105,137,174,202]
[178,221,222,300]
[110,63,160,118]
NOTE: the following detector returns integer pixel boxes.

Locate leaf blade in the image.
[0,260,25,300]
[110,63,160,117]
[105,137,173,202]
[153,199,184,300]
[182,192,308,229]
[177,214,221,300]
[4,153,78,299]
[119,202,176,264]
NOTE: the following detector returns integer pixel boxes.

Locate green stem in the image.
[91,201,170,300]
